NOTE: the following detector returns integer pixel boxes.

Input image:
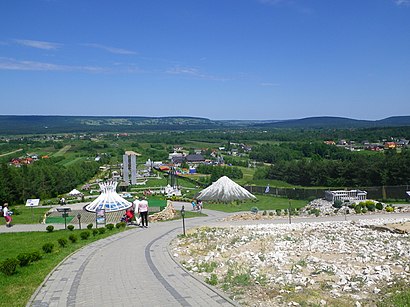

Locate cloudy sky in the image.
[0,0,409,120]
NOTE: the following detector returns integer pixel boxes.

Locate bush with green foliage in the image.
[87,223,93,230]
[262,210,267,216]
[250,207,259,213]
[29,251,42,262]
[17,253,32,267]
[58,238,68,248]
[276,209,281,216]
[42,243,54,253]
[106,223,115,230]
[0,258,20,276]
[376,202,384,210]
[67,225,74,231]
[68,234,78,243]
[333,199,343,208]
[46,225,54,233]
[80,231,90,240]
[116,222,126,229]
[386,206,395,212]
[92,229,99,236]
[97,227,106,234]
[269,211,274,216]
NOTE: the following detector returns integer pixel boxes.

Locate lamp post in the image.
[77,213,82,229]
[181,205,186,236]
[288,199,292,224]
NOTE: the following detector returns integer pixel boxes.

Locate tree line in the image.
[0,158,100,205]
[254,149,410,187]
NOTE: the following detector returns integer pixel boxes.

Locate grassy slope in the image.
[0,228,128,307]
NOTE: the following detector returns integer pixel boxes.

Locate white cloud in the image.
[83,43,136,55]
[14,39,62,50]
[166,65,228,81]
[394,0,410,5]
[0,57,105,72]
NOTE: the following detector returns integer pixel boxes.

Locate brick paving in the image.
[22,204,237,306]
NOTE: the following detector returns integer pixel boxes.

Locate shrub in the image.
[205,273,218,285]
[386,206,395,213]
[269,211,274,216]
[46,225,54,233]
[276,209,281,216]
[333,199,343,208]
[29,251,42,262]
[58,238,68,248]
[0,258,19,276]
[80,231,90,240]
[42,243,54,253]
[262,210,267,216]
[106,223,115,230]
[67,225,74,231]
[116,222,126,229]
[68,234,78,243]
[376,202,384,210]
[17,253,32,267]
[98,227,106,234]
[87,223,93,230]
[92,229,99,236]
[361,207,368,214]
[250,207,259,214]
[354,205,362,214]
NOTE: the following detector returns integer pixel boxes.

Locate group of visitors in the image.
[191,199,203,211]
[1,203,13,227]
[122,196,149,228]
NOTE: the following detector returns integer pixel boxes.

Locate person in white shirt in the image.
[138,197,149,228]
[3,203,12,227]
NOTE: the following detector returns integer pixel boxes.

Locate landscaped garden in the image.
[0,224,128,307]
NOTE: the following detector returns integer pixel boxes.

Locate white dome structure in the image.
[196,176,257,202]
[85,181,132,212]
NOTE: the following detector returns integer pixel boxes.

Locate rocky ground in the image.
[171,218,410,306]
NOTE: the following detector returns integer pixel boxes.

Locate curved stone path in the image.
[28,205,237,307]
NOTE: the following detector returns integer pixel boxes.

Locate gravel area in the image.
[171,218,410,306]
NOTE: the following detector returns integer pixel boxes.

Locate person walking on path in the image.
[138,197,149,228]
[3,203,12,227]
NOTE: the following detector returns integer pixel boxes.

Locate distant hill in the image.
[253,116,410,129]
[0,115,409,135]
[0,115,222,135]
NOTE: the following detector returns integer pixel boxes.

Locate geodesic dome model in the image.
[85,181,132,212]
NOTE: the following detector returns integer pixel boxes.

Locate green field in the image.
[203,194,307,212]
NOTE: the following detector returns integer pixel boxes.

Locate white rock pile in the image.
[172,218,410,306]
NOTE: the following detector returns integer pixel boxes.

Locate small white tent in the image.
[196,176,256,202]
[68,189,82,196]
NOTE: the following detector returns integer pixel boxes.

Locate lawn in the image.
[0,227,129,307]
[203,194,307,213]
[6,206,51,225]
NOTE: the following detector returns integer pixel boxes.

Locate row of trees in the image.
[254,150,410,187]
[196,164,243,183]
[0,159,100,205]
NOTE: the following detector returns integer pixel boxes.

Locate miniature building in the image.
[325,190,367,202]
[122,151,140,185]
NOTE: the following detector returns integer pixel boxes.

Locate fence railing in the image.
[244,185,410,201]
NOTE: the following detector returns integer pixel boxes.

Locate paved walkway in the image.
[26,204,237,307]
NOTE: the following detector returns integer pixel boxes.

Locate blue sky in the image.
[0,0,409,120]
